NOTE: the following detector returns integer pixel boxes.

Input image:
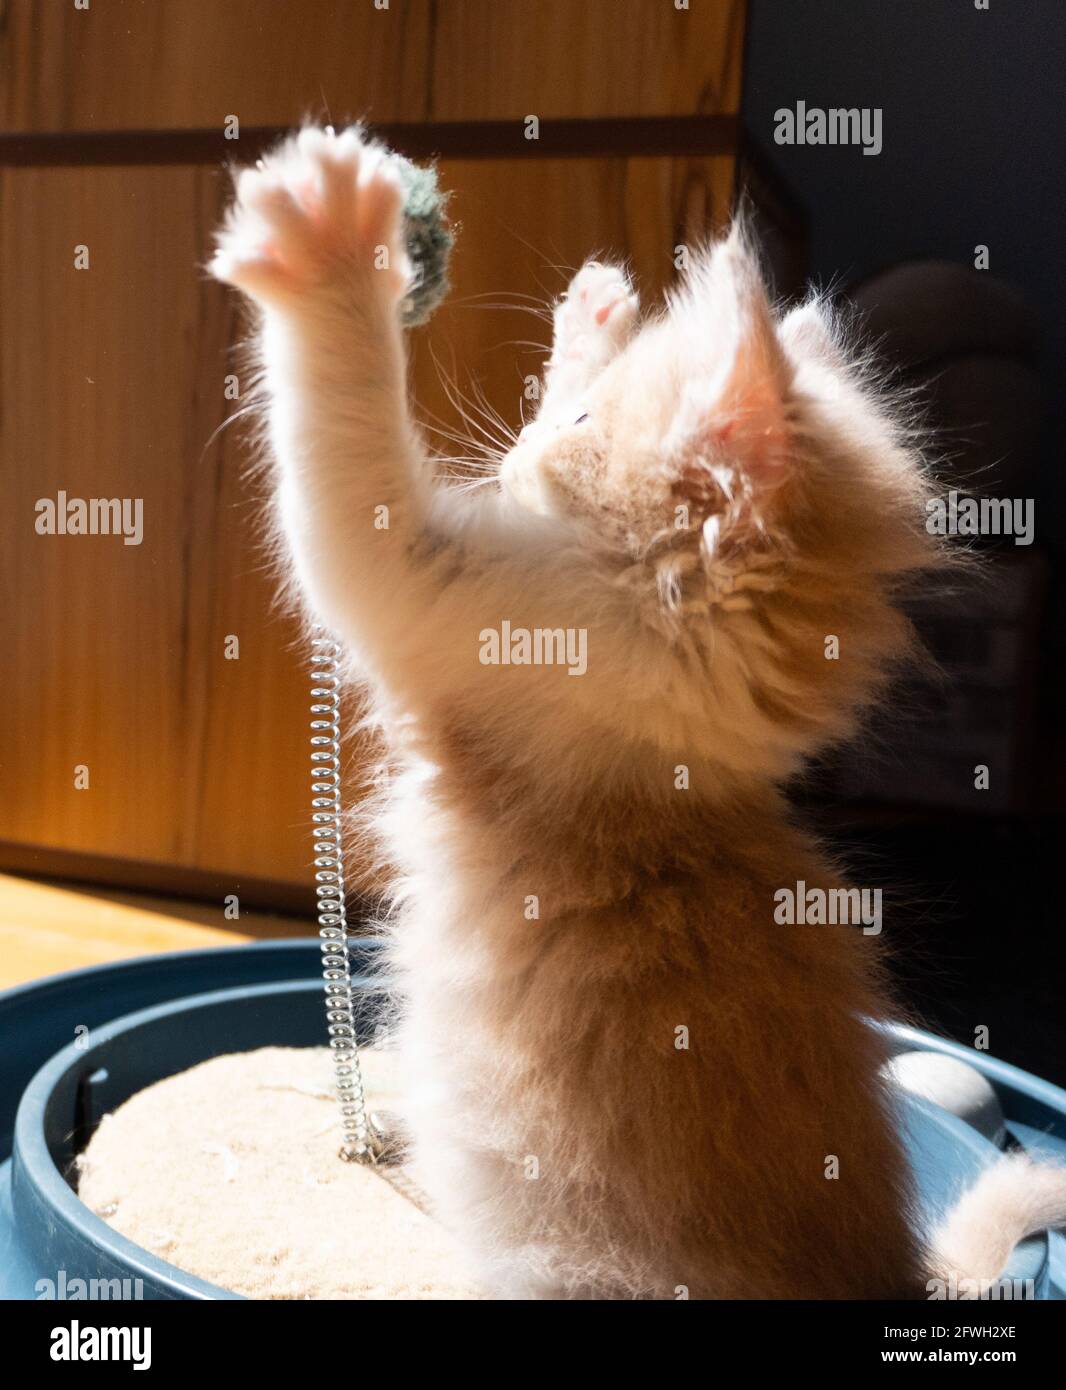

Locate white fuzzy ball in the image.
[886,1050,1006,1147]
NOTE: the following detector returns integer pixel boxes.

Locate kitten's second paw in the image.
[210,126,411,307]
[550,261,639,370]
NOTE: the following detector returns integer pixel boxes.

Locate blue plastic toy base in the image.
[1,939,1064,1300]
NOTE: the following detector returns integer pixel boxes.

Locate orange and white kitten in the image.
[212,128,1066,1299]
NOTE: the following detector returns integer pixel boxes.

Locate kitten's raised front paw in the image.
[550,261,639,371]
[210,126,411,306]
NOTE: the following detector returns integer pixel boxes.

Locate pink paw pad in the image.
[550,262,639,375]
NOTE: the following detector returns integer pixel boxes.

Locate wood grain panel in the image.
[428,0,747,122]
[0,151,735,893]
[412,155,737,454]
[1,165,205,865]
[0,0,746,132]
[0,162,312,885]
[0,0,433,132]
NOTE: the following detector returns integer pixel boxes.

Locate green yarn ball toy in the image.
[390,152,454,327]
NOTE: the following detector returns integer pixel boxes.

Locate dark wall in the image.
[743,0,1066,545]
[744,1,1066,1084]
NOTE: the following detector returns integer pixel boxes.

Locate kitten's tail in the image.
[928,1152,1066,1286]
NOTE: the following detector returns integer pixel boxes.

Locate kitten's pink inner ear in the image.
[713,303,793,482]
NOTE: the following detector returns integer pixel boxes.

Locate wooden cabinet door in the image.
[0,1,746,908]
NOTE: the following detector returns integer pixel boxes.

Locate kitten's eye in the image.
[574,412,589,425]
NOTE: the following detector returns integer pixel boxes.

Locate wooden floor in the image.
[0,872,312,990]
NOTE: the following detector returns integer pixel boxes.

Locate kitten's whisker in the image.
[199,402,260,460]
[433,455,500,474]
[496,221,579,282]
[449,302,555,327]
[449,289,546,305]
[468,373,518,450]
[449,290,553,318]
[425,352,500,450]
[450,475,500,495]
[468,369,517,436]
[418,414,494,454]
[430,344,515,459]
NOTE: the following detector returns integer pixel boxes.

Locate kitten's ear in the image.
[670,229,793,504]
[780,298,845,369]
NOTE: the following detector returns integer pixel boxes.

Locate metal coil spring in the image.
[309,632,377,1163]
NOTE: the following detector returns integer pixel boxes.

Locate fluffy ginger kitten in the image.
[211,126,1066,1299]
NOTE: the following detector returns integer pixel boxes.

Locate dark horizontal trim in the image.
[0,115,740,168]
[0,839,336,917]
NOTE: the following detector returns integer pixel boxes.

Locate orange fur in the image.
[213,132,973,1297]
